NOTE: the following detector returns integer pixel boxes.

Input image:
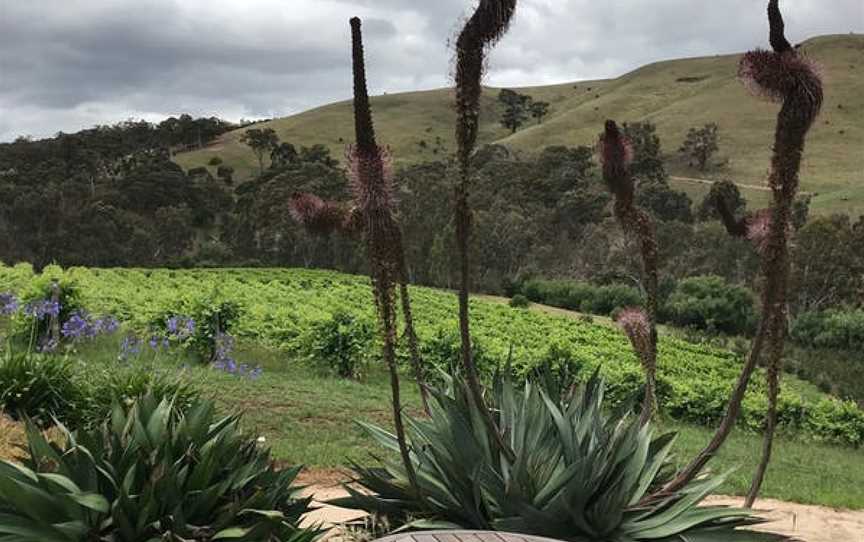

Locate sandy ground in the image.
[299,471,864,542]
[705,496,864,542]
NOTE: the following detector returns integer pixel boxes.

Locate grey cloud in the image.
[0,0,861,141]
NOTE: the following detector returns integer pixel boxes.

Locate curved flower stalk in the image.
[659,0,822,504]
[453,0,518,463]
[599,121,659,425]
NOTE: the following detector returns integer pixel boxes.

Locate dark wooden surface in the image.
[374,531,564,542]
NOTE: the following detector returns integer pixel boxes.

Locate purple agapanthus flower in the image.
[61,312,93,340]
[0,293,18,316]
[92,316,120,335]
[166,315,195,339]
[210,331,262,380]
[23,299,61,320]
[119,335,142,362]
[61,312,120,342]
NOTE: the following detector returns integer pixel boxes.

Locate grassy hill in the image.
[176,34,864,215]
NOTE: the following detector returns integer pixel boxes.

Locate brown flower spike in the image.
[599,120,659,426]
[660,0,823,504]
[452,0,518,463]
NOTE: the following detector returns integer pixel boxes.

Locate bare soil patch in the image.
[300,469,864,542]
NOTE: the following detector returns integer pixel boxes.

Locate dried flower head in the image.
[345,145,395,216]
[738,0,822,130]
[598,120,635,199]
[617,307,653,364]
[744,208,792,254]
[739,50,822,105]
[288,192,349,236]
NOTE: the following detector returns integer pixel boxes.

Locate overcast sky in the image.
[1,0,861,142]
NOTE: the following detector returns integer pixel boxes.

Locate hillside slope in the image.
[176,34,864,215]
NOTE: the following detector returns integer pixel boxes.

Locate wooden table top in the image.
[373,531,564,542]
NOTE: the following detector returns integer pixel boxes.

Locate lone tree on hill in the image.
[679,122,719,171]
[270,142,298,169]
[698,179,747,222]
[240,127,279,176]
[530,100,550,124]
[498,88,531,133]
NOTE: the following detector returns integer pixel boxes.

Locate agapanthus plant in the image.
[60,311,119,342]
[211,331,263,379]
[0,292,18,316]
[22,299,60,320]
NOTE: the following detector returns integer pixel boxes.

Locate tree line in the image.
[1,116,860,322]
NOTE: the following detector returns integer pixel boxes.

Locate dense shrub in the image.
[791,309,864,350]
[0,348,200,430]
[8,265,85,350]
[78,366,201,426]
[0,395,319,541]
[303,310,374,378]
[784,345,864,405]
[150,291,242,362]
[0,352,84,426]
[509,293,530,308]
[662,275,756,335]
[521,278,642,315]
[419,329,500,379]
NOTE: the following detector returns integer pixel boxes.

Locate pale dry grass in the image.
[0,413,27,463]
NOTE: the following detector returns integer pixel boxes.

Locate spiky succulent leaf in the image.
[0,394,319,542]
[338,376,790,541]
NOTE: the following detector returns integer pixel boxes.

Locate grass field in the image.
[176,34,864,216]
[2,265,863,509]
[60,342,859,510]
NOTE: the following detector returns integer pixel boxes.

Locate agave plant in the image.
[334,374,789,541]
[0,394,320,542]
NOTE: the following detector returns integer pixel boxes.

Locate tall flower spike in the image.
[455,0,518,167]
[599,119,659,426]
[597,120,635,202]
[348,15,422,496]
[659,0,824,504]
[767,0,792,53]
[453,0,518,464]
[617,307,652,367]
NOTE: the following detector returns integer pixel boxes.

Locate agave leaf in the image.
[0,513,79,541]
[623,471,733,533]
[628,432,677,507]
[212,525,253,539]
[64,492,110,513]
[37,473,83,495]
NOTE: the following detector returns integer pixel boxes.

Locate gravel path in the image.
[300,479,864,542]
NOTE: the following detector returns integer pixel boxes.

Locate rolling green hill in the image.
[176,34,864,215]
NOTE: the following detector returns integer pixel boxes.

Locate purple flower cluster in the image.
[0,292,18,316]
[148,335,171,350]
[61,311,120,342]
[211,332,262,379]
[166,316,195,339]
[119,335,142,362]
[37,337,59,353]
[23,299,61,320]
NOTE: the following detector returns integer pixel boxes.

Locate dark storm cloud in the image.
[0,0,861,140]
